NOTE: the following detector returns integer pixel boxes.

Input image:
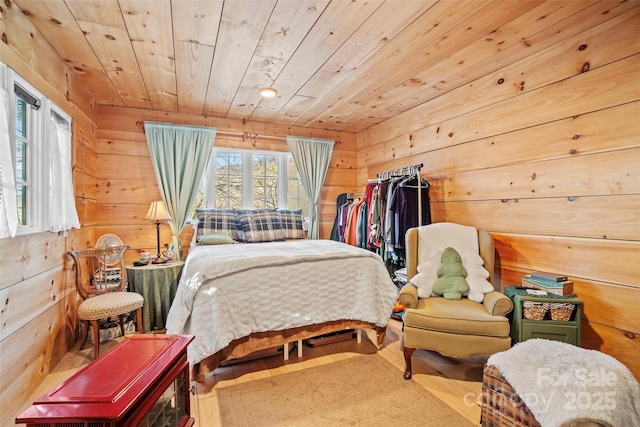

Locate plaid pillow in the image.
[277,209,305,239]
[196,209,242,241]
[236,209,285,243]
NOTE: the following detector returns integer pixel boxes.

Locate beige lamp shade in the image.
[145,201,171,221]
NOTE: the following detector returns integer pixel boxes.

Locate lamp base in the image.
[155,221,161,259]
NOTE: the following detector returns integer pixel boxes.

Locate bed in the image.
[165,210,397,382]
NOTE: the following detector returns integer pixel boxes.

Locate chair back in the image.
[405,223,495,284]
[67,246,129,300]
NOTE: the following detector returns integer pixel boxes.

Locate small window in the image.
[3,61,74,235]
[12,79,43,231]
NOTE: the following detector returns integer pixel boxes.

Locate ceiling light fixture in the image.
[259,87,277,98]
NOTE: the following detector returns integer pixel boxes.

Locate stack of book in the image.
[522,271,574,296]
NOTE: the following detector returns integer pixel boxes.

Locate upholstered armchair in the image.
[399,223,513,380]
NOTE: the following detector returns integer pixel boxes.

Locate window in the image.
[252,153,278,209]
[2,61,73,235]
[193,148,309,218]
[214,151,243,209]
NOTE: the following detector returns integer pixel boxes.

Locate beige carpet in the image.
[217,354,474,426]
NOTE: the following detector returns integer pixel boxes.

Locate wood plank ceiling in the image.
[9,0,625,133]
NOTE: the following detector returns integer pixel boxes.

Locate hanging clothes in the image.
[330,193,348,241]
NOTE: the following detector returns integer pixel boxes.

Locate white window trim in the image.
[3,62,72,235]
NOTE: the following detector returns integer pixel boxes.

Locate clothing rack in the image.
[376,163,424,226]
[375,163,423,181]
[346,192,365,200]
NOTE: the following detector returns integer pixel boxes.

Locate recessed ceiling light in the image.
[259,87,277,98]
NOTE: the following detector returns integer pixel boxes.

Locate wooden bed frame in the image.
[191,320,387,383]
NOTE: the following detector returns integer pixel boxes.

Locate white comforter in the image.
[166,239,398,365]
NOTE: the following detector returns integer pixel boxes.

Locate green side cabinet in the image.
[505,286,583,347]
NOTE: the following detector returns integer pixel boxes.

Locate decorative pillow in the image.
[196,209,242,241]
[432,247,469,300]
[197,233,236,245]
[411,249,442,298]
[276,209,305,239]
[461,249,495,303]
[236,209,286,243]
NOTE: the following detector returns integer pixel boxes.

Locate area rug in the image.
[217,354,474,426]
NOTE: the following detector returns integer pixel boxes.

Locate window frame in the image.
[197,147,308,218]
[3,62,73,235]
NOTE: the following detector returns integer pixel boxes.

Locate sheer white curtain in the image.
[48,112,80,232]
[0,85,18,238]
[286,135,334,240]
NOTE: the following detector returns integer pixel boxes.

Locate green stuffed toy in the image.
[432,247,470,300]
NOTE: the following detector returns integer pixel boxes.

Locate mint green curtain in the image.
[286,135,334,240]
[144,122,216,259]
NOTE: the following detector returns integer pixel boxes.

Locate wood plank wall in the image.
[0,4,98,424]
[95,105,357,264]
[356,7,640,378]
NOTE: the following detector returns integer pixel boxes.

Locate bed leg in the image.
[284,342,289,360]
[356,328,362,344]
[297,339,303,358]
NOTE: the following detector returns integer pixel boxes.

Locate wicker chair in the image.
[67,246,144,358]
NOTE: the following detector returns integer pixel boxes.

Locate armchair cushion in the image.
[404,297,510,337]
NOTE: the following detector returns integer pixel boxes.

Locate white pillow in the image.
[411,250,442,298]
[461,249,494,303]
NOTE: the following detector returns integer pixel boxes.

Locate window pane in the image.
[215,198,229,209]
[214,152,243,210]
[230,198,243,210]
[16,140,26,181]
[253,155,265,175]
[16,98,26,138]
[252,154,278,209]
[16,184,26,225]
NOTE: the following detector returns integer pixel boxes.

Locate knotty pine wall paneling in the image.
[356,7,640,377]
[95,105,357,263]
[0,5,98,425]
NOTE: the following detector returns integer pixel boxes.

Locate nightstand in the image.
[126,261,185,332]
[505,286,583,347]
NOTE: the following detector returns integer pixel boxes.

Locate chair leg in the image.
[403,346,416,380]
[92,320,100,359]
[79,320,90,350]
[135,308,144,334]
[118,314,125,337]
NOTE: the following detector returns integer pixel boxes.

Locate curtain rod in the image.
[135,121,340,144]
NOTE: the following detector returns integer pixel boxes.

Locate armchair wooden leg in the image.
[79,320,90,350]
[403,346,416,380]
[92,320,100,359]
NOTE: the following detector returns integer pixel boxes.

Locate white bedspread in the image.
[166,239,398,365]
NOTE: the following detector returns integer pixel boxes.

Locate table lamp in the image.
[145,201,171,259]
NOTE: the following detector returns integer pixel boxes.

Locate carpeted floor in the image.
[217,353,474,426]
